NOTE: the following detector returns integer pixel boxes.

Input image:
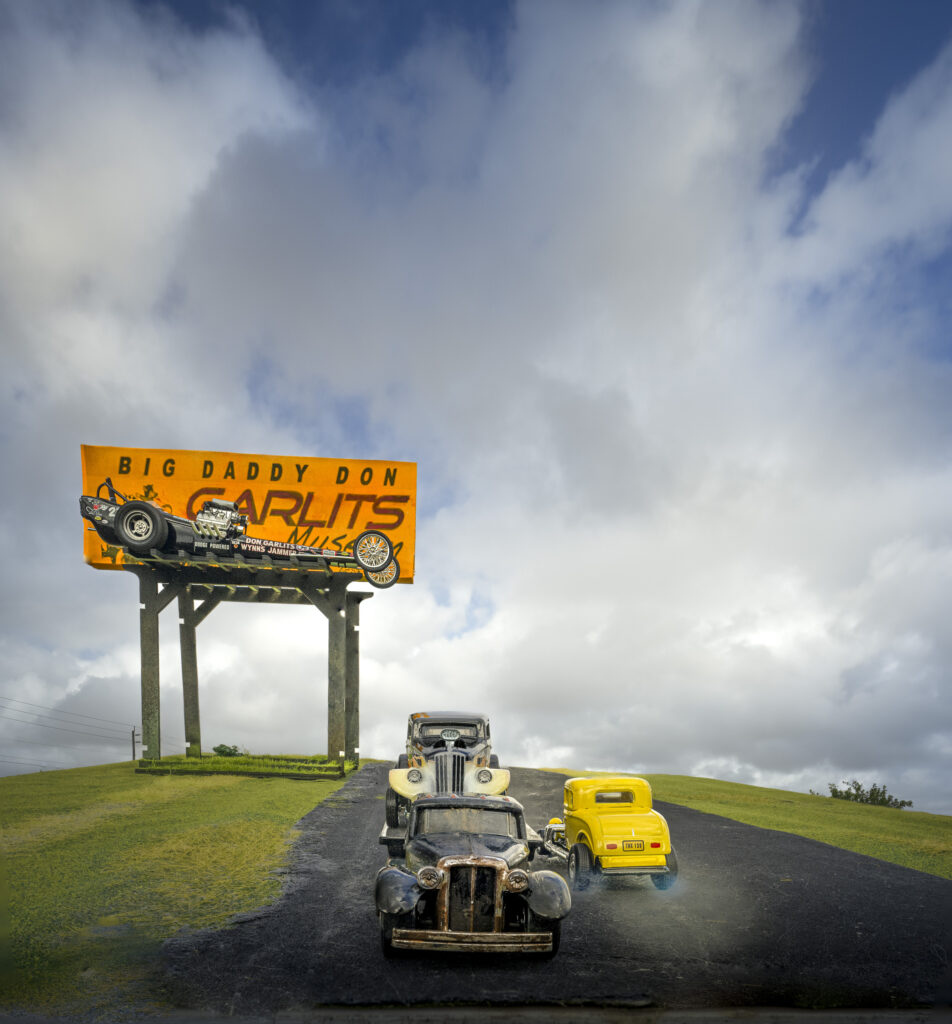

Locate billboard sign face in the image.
[80,445,416,581]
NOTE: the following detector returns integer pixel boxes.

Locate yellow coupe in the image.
[541,776,678,891]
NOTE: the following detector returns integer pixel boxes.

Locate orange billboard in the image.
[80,445,416,582]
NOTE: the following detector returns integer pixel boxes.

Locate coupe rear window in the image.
[416,807,519,838]
[595,791,634,803]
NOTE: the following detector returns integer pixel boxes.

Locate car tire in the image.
[379,911,411,957]
[651,847,679,890]
[489,754,500,768]
[397,754,408,769]
[353,530,393,572]
[114,501,168,554]
[364,557,399,589]
[385,787,403,828]
[568,843,594,891]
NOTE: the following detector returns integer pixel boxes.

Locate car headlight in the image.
[407,768,423,783]
[476,768,493,784]
[506,869,529,893]
[417,865,444,889]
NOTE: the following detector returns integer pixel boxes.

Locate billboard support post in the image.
[177,591,222,758]
[137,573,182,760]
[345,593,370,763]
[300,576,371,766]
[128,559,369,766]
[138,575,160,762]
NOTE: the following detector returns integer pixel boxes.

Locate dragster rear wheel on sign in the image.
[114,501,169,554]
[353,530,393,572]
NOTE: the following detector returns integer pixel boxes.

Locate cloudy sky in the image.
[2,0,951,814]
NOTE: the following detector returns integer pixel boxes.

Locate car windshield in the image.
[414,723,480,742]
[416,807,519,838]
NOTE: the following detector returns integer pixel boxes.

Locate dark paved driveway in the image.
[163,765,952,1013]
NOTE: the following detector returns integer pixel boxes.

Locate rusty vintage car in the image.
[376,793,570,956]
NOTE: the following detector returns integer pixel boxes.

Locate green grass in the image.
[0,759,348,1016]
[546,768,952,880]
[135,752,356,778]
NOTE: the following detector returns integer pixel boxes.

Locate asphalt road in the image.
[162,764,952,1014]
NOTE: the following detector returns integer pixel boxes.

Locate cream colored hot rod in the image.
[385,711,509,826]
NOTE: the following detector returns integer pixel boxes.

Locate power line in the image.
[0,713,131,742]
[0,706,132,736]
[1,735,130,753]
[0,696,134,728]
[0,753,73,767]
[0,713,130,741]
[0,697,186,747]
[0,757,64,770]
[0,707,131,739]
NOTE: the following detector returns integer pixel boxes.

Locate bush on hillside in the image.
[212,743,241,757]
[813,778,912,809]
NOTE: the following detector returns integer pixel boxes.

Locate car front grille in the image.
[437,857,506,933]
[433,750,466,793]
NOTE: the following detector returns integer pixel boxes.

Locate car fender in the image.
[474,766,510,795]
[565,813,592,848]
[527,869,572,921]
[375,865,421,915]
[569,825,594,852]
[389,768,427,799]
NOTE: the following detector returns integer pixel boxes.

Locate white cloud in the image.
[1,0,950,816]
[780,37,952,284]
[0,0,311,318]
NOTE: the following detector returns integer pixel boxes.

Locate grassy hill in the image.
[1,760,949,1016]
[544,769,952,880]
[645,773,952,879]
[0,760,350,1015]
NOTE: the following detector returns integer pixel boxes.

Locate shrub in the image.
[212,744,241,758]
[815,779,912,809]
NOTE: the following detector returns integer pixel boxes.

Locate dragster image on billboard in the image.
[79,444,417,584]
[80,478,400,588]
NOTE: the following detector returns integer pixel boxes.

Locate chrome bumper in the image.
[598,864,670,876]
[391,928,554,953]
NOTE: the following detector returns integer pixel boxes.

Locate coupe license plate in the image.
[622,840,644,851]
